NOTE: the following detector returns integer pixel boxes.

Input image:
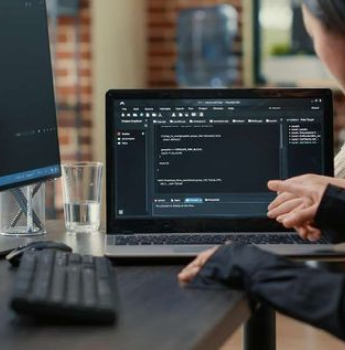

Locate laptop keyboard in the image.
[108,234,330,246]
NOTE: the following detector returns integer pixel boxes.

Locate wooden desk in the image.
[0,221,252,350]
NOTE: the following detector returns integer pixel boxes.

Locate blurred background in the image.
[45,0,345,217]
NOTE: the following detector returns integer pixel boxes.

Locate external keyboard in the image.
[11,249,118,323]
[109,233,330,246]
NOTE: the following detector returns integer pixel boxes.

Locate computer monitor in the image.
[0,0,61,192]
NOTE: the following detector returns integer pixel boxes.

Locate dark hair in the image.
[303,0,345,35]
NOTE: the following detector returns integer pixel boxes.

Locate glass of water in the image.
[61,162,103,233]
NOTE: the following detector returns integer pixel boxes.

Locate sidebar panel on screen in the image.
[115,130,147,217]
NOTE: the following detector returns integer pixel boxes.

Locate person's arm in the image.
[315,184,345,233]
[187,244,345,341]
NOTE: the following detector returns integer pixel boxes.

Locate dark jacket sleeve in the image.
[315,184,345,234]
[188,244,345,341]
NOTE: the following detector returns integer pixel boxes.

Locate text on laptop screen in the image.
[112,98,325,219]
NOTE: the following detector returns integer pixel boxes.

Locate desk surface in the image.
[0,221,251,350]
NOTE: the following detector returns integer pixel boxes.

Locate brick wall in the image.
[46,0,93,216]
[147,0,243,88]
[52,0,93,162]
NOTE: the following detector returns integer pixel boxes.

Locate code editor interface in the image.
[113,98,325,218]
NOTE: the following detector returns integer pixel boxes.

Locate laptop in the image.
[105,88,335,258]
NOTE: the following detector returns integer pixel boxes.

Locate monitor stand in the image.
[0,183,46,236]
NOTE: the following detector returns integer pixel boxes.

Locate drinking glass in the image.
[62,162,103,233]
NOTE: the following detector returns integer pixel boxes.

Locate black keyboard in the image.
[108,233,330,246]
[11,250,118,324]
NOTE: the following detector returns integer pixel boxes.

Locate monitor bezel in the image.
[106,88,334,234]
[0,168,61,193]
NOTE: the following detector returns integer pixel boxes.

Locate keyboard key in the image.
[55,251,67,266]
[51,267,65,303]
[66,266,80,306]
[31,253,53,301]
[96,258,110,279]
[68,253,81,264]
[82,255,95,266]
[82,269,96,307]
[97,280,113,309]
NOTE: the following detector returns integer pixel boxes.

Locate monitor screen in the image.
[107,90,333,223]
[0,0,61,191]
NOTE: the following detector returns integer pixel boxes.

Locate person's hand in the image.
[267,174,345,240]
[267,174,329,239]
[178,247,218,284]
[267,189,320,240]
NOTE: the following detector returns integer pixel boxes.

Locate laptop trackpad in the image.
[173,245,215,253]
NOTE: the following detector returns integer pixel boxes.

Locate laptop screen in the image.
[107,90,333,228]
